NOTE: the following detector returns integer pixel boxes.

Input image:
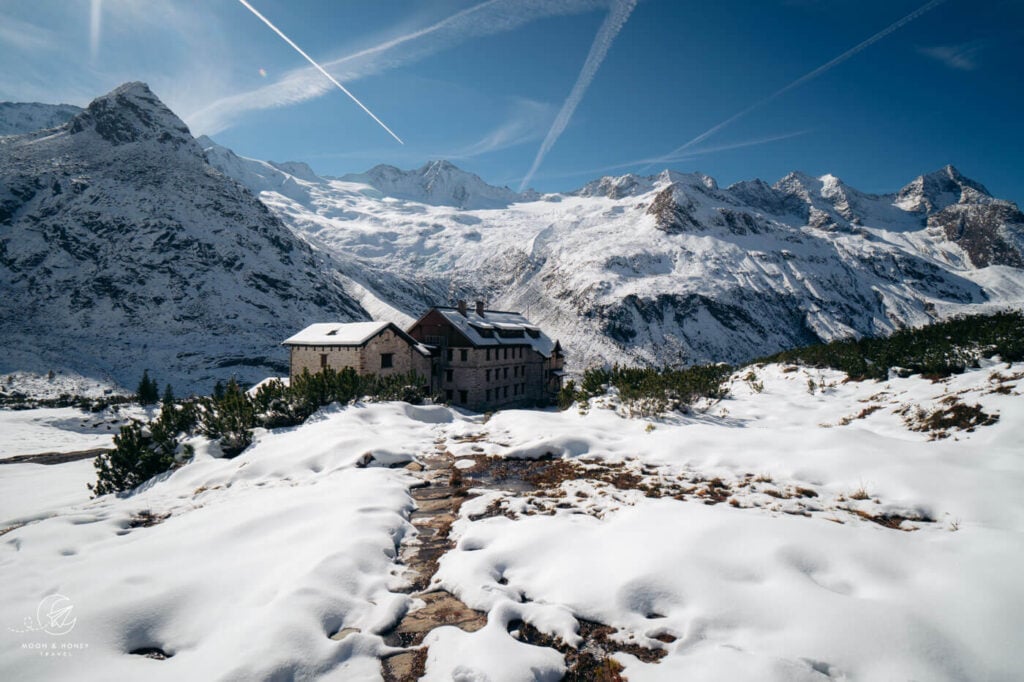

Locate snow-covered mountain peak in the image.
[773,170,823,198]
[896,164,992,213]
[269,160,320,183]
[67,81,194,149]
[574,173,653,199]
[656,169,719,192]
[341,159,527,209]
[0,82,366,391]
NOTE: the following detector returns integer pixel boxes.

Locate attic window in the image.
[326,329,338,336]
[525,328,540,339]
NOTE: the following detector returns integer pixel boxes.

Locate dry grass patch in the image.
[899,396,999,440]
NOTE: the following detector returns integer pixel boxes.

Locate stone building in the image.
[282,321,432,387]
[283,303,564,411]
[406,301,564,411]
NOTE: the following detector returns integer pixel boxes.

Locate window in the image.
[504,386,509,398]
[513,384,518,396]
[486,389,492,401]
[504,348,508,360]
[320,353,327,368]
[459,390,468,404]
[486,369,491,381]
[380,353,393,369]
[445,389,453,401]
[446,349,453,362]
[486,349,491,361]
[503,367,509,379]
[460,349,468,362]
[445,369,453,383]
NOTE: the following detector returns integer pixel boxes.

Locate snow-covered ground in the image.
[0,371,126,402]
[0,402,450,680]
[1,363,1022,680]
[0,405,145,459]
[435,362,1024,680]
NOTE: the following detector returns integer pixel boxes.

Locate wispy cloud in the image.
[918,40,987,70]
[0,13,58,52]
[449,98,553,158]
[299,96,553,169]
[518,0,636,191]
[188,0,610,135]
[649,0,949,168]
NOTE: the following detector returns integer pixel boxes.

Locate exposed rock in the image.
[928,202,1024,268]
[646,185,701,234]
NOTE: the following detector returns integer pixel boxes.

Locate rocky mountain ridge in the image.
[339,160,536,209]
[3,82,1023,387]
[0,83,367,392]
[204,136,1023,369]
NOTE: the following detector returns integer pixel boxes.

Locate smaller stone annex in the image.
[283,302,564,411]
[282,320,433,389]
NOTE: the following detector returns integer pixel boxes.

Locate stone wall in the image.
[437,344,549,410]
[288,327,431,385]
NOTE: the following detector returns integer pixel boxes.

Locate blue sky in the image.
[1,0,1021,202]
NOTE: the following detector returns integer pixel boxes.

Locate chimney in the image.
[475,300,485,317]
[457,299,467,316]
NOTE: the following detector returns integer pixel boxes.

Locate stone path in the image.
[373,434,668,680]
[379,443,486,681]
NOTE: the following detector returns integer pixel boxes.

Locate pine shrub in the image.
[92,368,430,495]
[564,363,732,414]
[759,310,1024,380]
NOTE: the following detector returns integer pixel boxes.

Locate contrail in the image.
[519,0,637,191]
[89,0,102,62]
[190,0,608,135]
[652,0,949,166]
[235,0,404,144]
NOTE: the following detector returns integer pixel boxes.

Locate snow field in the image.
[430,363,1024,680]
[0,404,146,459]
[0,402,457,681]
[0,364,1021,680]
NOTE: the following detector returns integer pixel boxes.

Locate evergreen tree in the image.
[162,383,175,407]
[213,379,225,401]
[136,370,159,405]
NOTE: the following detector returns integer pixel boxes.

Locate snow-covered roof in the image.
[280,321,432,356]
[431,307,558,358]
[284,321,433,356]
[283,321,391,347]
